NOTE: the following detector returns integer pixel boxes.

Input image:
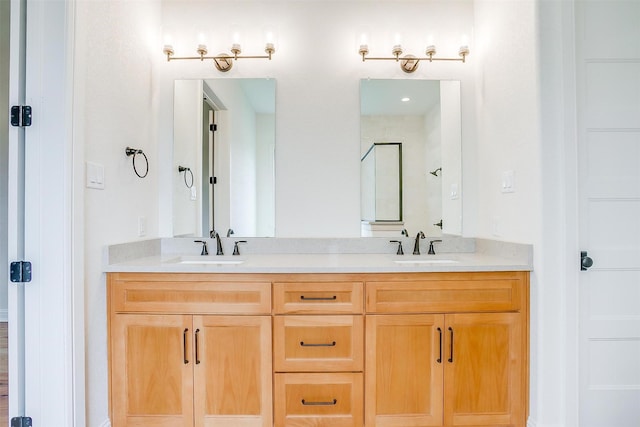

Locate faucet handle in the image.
[194,240,209,256]
[233,240,247,256]
[428,239,443,255]
[390,240,404,255]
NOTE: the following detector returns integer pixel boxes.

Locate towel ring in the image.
[178,166,194,188]
[125,147,149,178]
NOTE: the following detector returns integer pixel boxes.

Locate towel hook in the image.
[125,147,149,178]
[178,166,194,188]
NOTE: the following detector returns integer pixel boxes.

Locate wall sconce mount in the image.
[163,42,275,72]
[359,43,469,73]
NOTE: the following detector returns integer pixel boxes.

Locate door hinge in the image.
[10,261,32,283]
[11,417,33,427]
[10,105,33,127]
[210,176,217,184]
[581,251,594,271]
[210,123,217,132]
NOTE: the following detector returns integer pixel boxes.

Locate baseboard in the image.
[0,309,7,322]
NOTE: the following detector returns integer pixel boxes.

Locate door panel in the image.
[444,313,524,427]
[110,314,193,427]
[365,314,444,427]
[193,315,272,427]
[578,3,640,425]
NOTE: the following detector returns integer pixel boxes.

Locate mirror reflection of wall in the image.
[173,78,276,238]
[360,79,462,237]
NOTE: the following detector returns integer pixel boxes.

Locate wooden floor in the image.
[0,322,7,425]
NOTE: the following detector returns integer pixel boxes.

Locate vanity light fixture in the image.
[358,41,469,73]
[162,40,275,72]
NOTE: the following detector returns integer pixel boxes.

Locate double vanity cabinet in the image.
[107,270,529,427]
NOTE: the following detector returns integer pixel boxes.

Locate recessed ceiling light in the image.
[401,97,410,102]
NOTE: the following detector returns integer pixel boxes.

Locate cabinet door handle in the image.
[448,327,454,363]
[300,295,337,301]
[301,399,337,406]
[183,328,189,364]
[300,341,336,347]
[195,328,201,365]
[437,327,442,363]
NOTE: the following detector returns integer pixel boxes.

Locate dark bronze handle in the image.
[300,341,336,347]
[301,399,337,406]
[183,328,189,364]
[195,328,201,365]
[437,327,442,363]
[448,327,454,363]
[300,295,337,301]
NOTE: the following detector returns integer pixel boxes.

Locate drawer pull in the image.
[437,327,442,363]
[300,341,337,347]
[301,399,337,406]
[195,328,201,365]
[183,328,189,365]
[300,295,337,301]
[448,327,454,363]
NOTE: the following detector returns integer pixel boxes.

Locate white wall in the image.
[73,1,162,426]
[0,0,10,321]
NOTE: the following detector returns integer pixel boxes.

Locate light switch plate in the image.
[86,161,105,190]
[501,170,515,193]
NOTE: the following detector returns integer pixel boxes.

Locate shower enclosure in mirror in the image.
[173,78,276,238]
[361,142,403,235]
[360,79,462,237]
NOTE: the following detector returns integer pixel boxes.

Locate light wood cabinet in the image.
[108,273,273,427]
[108,270,528,427]
[272,278,364,427]
[364,271,529,427]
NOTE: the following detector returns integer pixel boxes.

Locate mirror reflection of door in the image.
[202,99,215,236]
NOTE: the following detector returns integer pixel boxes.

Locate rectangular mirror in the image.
[173,78,276,238]
[360,79,462,237]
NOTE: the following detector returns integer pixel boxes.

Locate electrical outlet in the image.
[450,183,459,200]
[86,161,105,190]
[138,216,147,237]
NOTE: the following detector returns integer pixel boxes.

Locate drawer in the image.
[108,273,271,314]
[366,272,527,313]
[274,315,363,372]
[273,281,363,314]
[274,372,363,427]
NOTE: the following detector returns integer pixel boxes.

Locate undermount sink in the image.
[394,259,459,264]
[175,256,245,265]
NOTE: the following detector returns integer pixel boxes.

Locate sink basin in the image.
[394,259,459,265]
[175,256,245,265]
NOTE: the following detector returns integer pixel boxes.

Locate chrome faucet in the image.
[413,231,425,255]
[210,230,224,255]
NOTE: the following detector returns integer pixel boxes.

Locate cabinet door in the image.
[193,315,272,427]
[110,314,194,427]
[444,313,525,426]
[365,314,444,426]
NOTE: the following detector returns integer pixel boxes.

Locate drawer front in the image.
[366,272,527,313]
[274,315,363,372]
[273,282,363,314]
[274,372,363,427]
[109,273,271,314]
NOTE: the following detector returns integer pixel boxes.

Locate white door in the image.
[577,2,640,426]
[8,0,81,424]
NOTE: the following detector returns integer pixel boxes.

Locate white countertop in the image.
[104,252,532,274]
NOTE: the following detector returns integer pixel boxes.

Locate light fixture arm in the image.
[358,44,469,73]
[162,43,275,72]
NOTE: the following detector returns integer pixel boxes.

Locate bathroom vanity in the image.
[106,243,530,427]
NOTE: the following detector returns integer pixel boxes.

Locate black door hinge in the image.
[209,123,217,132]
[10,105,32,127]
[10,261,32,283]
[11,417,33,427]
[210,176,217,184]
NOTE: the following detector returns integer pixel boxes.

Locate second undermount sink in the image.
[394,258,459,264]
[175,256,245,265]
